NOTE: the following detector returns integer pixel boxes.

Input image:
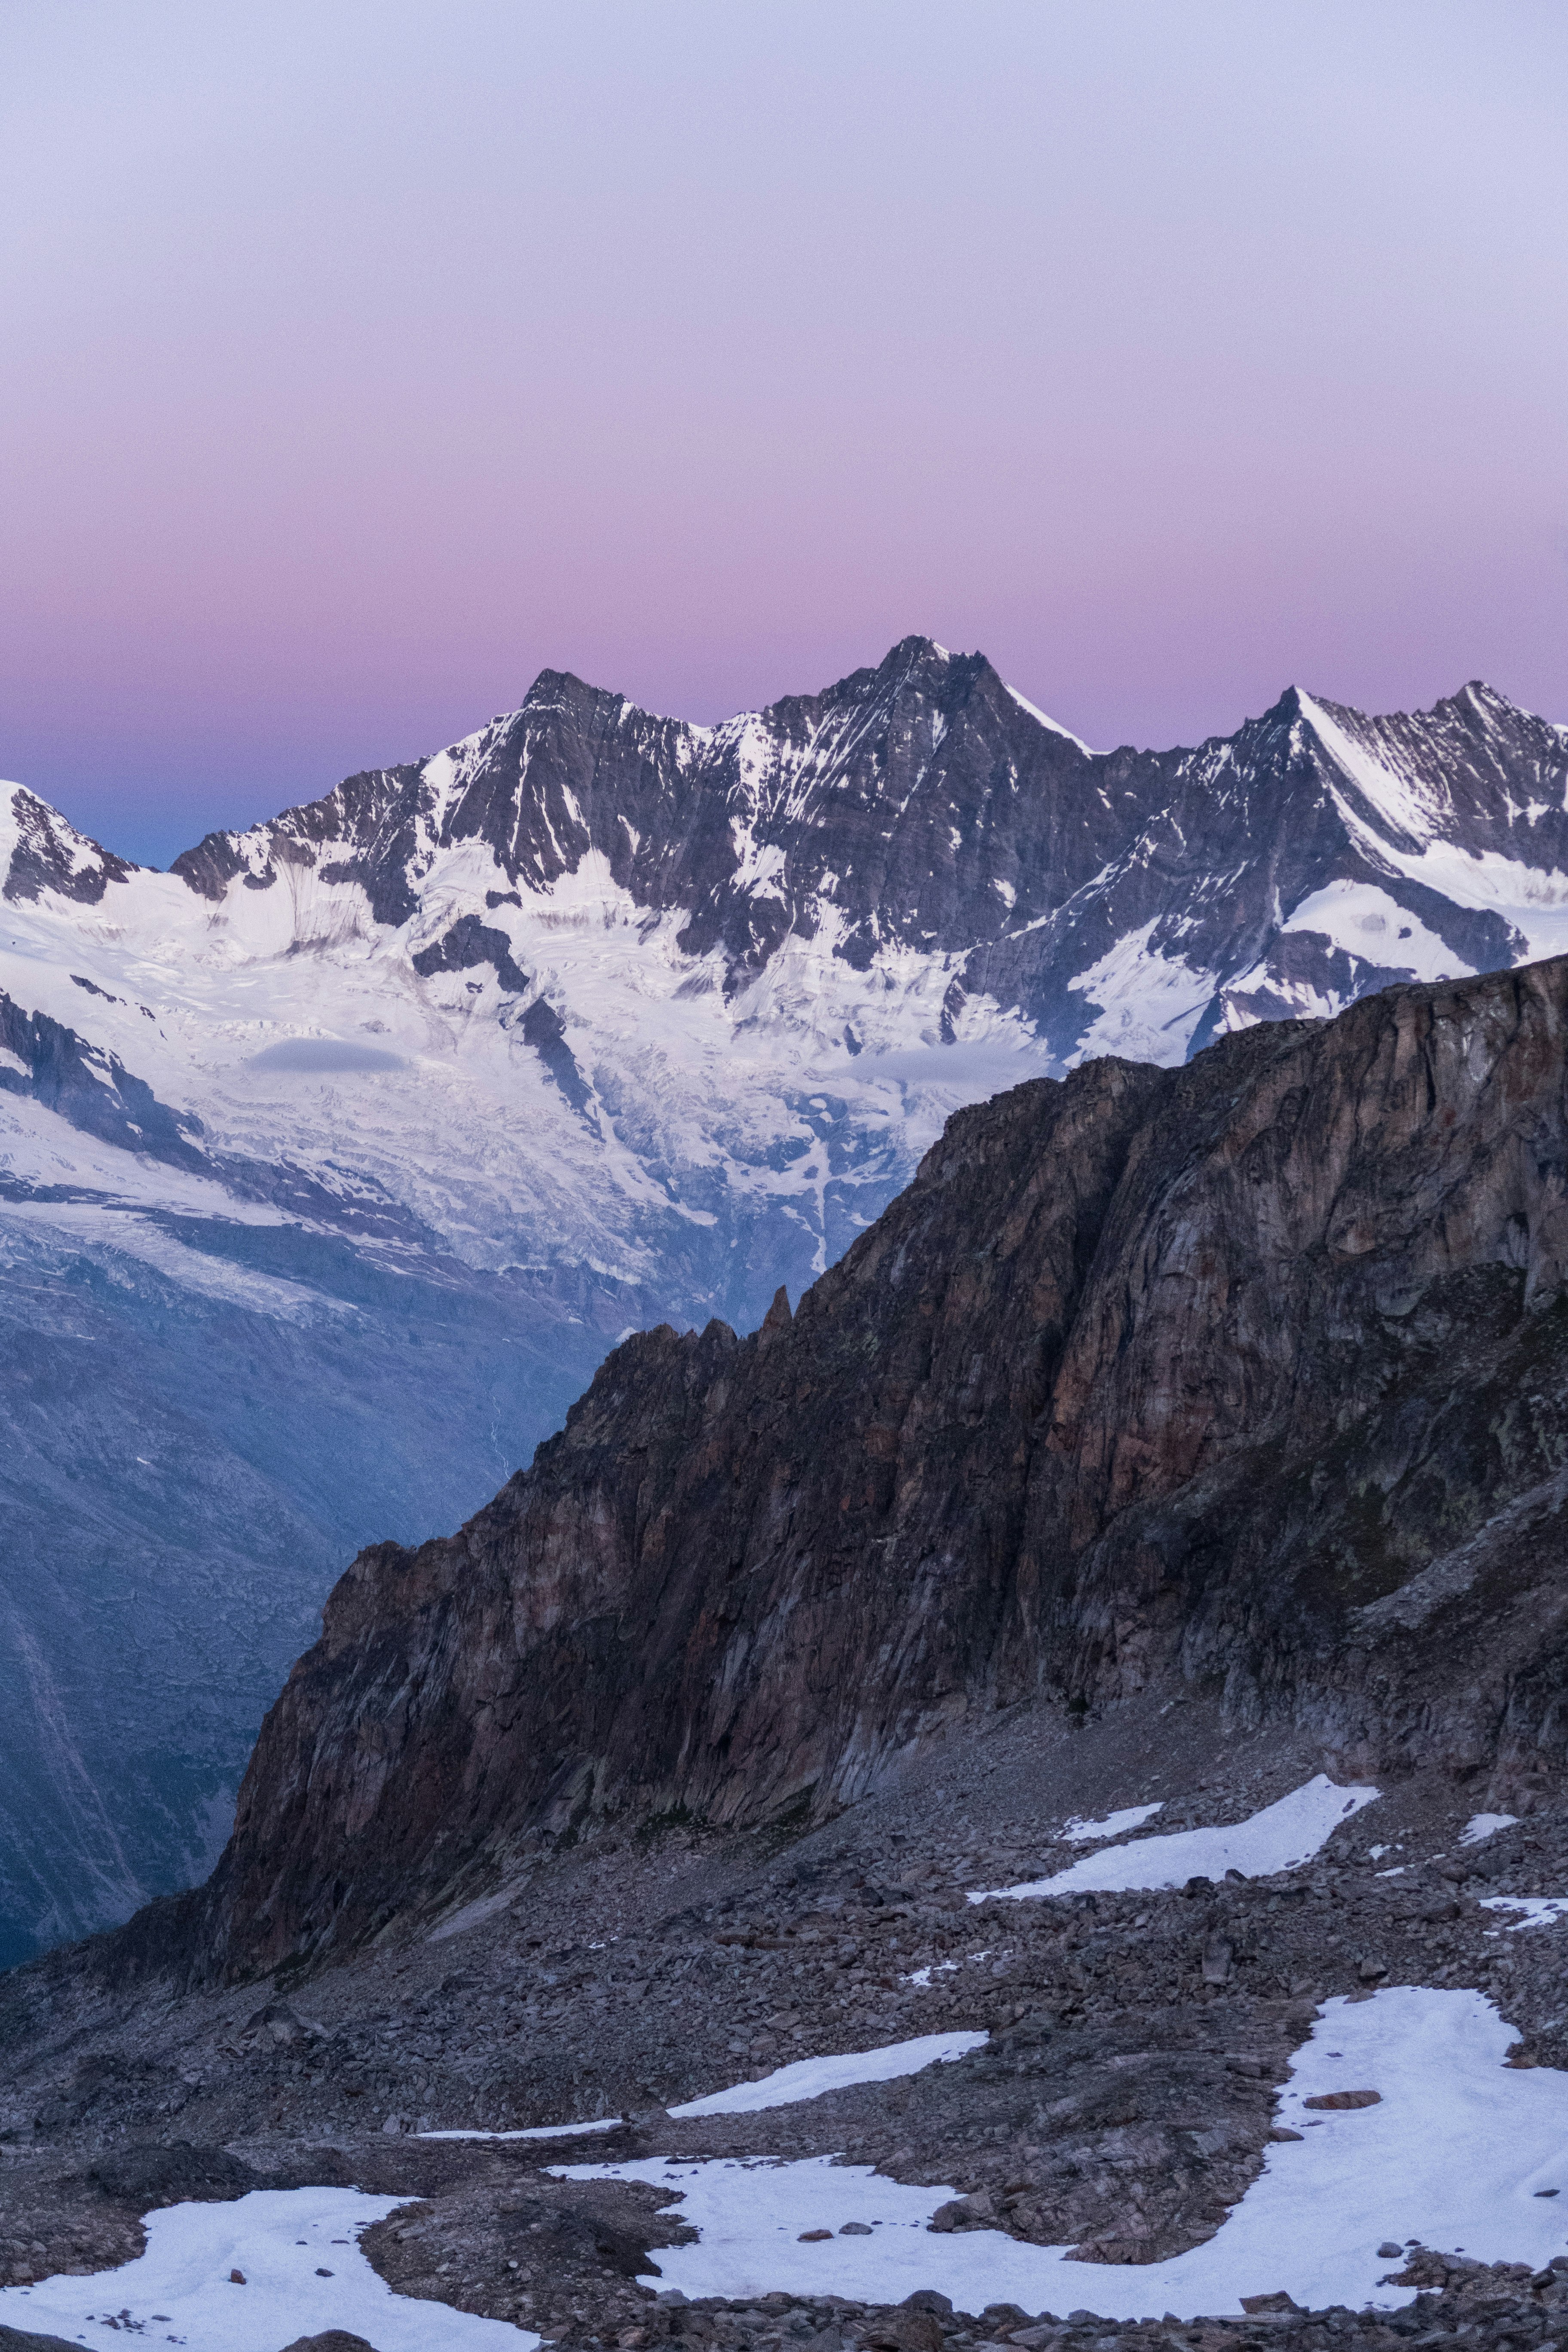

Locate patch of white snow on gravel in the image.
[0,2185,536,2349]
[970,1776,1378,1904]
[1461,1813,1520,1846]
[1481,1896,1568,1931]
[422,2114,622,2143]
[670,2030,985,2117]
[422,2030,987,2141]
[1061,1801,1164,1844]
[564,1987,1568,2316]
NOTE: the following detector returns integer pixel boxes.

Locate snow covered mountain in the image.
[2,634,1565,1964]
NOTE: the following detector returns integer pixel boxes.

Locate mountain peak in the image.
[2,781,136,906]
[1456,678,1532,724]
[1251,684,1323,733]
[882,631,953,667]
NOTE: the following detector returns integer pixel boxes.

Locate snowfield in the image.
[1481,1896,1568,1932]
[970,1777,1380,1904]
[422,2030,989,2140]
[565,1988,1568,2316]
[0,2186,538,2350]
[4,1992,1563,2335]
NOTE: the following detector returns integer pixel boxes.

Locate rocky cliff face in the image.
[182,955,1568,1979]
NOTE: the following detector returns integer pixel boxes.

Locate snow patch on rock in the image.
[970,1776,1378,1903]
[0,2185,535,2350]
[565,1988,1568,2316]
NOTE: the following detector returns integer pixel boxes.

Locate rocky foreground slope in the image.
[151,951,1568,1984]
[6,957,1568,2346]
[2,1703,1568,2352]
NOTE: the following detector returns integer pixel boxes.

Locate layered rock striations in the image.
[184,956,1568,1979]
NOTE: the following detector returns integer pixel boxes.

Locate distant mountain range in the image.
[3,635,1565,1965]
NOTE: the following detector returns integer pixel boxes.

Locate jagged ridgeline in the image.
[2,638,1567,1969]
[106,958,1568,1984]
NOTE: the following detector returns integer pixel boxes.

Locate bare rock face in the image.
[175,958,1568,1978]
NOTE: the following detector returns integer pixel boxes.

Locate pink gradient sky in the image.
[2,0,1565,866]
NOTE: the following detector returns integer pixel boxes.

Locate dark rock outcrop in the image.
[156,959,1568,1975]
[0,991,207,1176]
[3,788,135,907]
[78,2140,261,2207]
[276,2337,381,2352]
[276,2336,380,2352]
[410,914,532,995]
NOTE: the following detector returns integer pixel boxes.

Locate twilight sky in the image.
[2,1,1565,867]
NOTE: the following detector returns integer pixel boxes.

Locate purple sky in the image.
[2,1,1565,867]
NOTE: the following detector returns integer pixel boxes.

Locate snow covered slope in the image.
[2,636,1565,1963]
